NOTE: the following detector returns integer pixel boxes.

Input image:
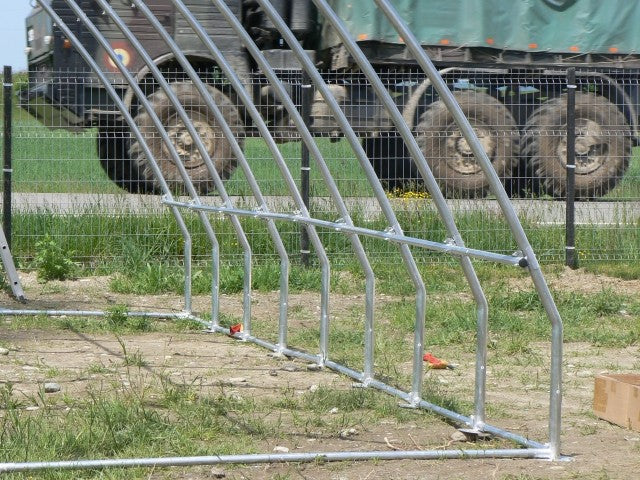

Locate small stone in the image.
[339,428,357,438]
[22,366,39,371]
[308,384,319,393]
[450,430,468,442]
[228,392,244,403]
[269,369,278,377]
[210,467,226,478]
[456,428,491,441]
[306,363,322,371]
[25,406,39,411]
[228,377,247,384]
[0,347,9,355]
[44,382,61,393]
[329,407,339,414]
[273,446,289,453]
[282,363,299,372]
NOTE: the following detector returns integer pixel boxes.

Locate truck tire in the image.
[362,135,418,191]
[416,91,519,198]
[129,82,243,195]
[522,92,631,199]
[97,128,153,193]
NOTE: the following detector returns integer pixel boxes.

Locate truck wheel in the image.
[97,128,153,193]
[522,92,631,199]
[362,135,418,191]
[416,91,519,198]
[129,82,243,195]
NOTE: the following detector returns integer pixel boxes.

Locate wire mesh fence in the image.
[2,67,640,267]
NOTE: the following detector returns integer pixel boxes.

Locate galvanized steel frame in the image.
[0,0,565,472]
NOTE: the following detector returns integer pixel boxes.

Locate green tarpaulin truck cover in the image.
[322,0,640,55]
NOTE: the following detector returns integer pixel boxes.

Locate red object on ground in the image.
[229,323,243,335]
[423,352,454,369]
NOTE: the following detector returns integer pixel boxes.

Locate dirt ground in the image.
[1,269,639,479]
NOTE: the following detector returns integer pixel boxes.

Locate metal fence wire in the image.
[4,65,640,265]
[0,0,636,471]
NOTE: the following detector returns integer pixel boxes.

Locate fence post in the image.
[2,65,12,251]
[300,71,313,266]
[565,68,577,269]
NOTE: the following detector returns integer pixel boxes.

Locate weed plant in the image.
[34,234,77,282]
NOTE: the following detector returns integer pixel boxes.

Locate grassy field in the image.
[5,204,639,273]
[1,260,639,479]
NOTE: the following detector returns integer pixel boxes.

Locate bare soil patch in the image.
[1,270,639,479]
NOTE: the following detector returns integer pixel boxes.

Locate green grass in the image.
[3,81,640,199]
[7,206,640,270]
[3,250,640,478]
[0,381,267,478]
[3,77,640,267]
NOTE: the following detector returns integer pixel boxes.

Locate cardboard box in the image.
[593,374,640,432]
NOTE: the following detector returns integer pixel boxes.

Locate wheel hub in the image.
[166,114,217,170]
[445,124,495,175]
[556,119,608,175]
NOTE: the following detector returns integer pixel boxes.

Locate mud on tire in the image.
[415,91,520,198]
[522,92,631,199]
[129,82,244,195]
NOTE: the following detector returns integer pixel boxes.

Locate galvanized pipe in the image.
[171,0,332,365]
[312,0,491,428]
[0,309,190,319]
[0,448,552,473]
[90,0,255,332]
[32,0,197,317]
[0,1,563,471]
[207,320,548,450]
[373,0,564,458]
[129,0,292,345]
[162,198,526,266]
[255,0,428,406]
[208,0,377,383]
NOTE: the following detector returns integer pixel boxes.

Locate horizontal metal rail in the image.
[0,448,552,472]
[163,197,527,266]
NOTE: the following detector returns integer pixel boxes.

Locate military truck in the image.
[23,0,640,198]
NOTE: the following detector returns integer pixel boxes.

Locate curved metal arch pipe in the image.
[126,0,294,343]
[81,0,256,331]
[203,0,377,382]
[312,0,492,428]
[169,0,332,364]
[56,0,235,326]
[373,0,564,458]
[33,0,201,315]
[254,0,428,406]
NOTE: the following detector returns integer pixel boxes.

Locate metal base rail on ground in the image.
[0,0,565,473]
